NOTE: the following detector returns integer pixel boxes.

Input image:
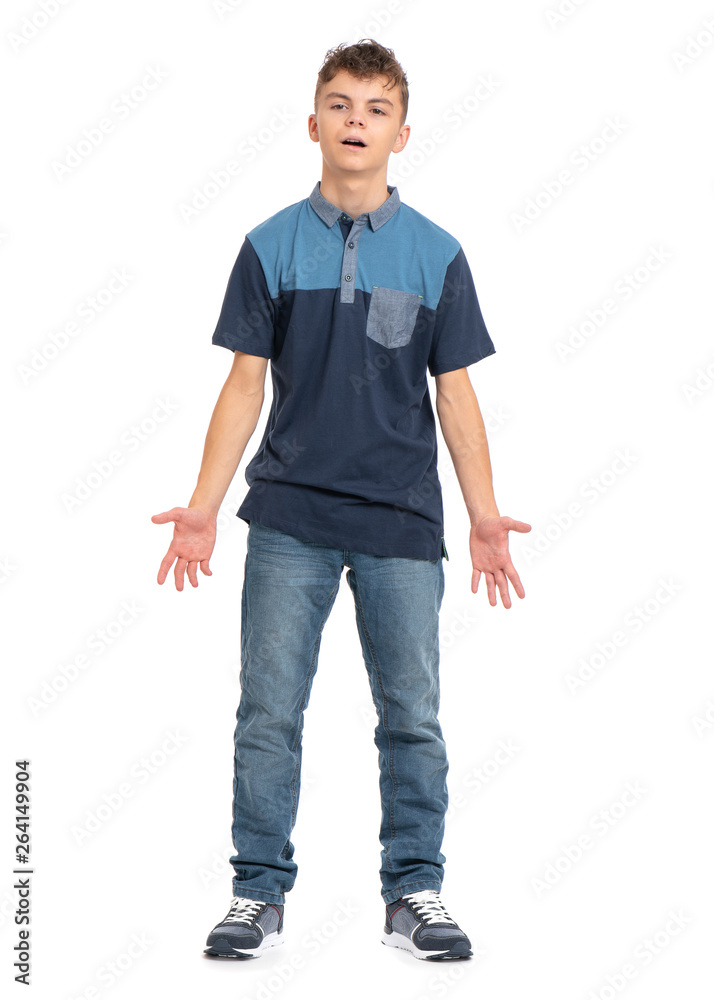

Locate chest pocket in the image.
[366,285,423,349]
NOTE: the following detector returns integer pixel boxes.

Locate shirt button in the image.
[348,242,354,249]
[344,274,352,281]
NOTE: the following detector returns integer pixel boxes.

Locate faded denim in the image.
[229,520,449,905]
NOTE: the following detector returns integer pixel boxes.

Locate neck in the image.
[318,166,390,218]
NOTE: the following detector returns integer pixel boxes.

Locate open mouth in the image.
[342,138,367,147]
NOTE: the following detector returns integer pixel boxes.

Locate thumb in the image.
[502,517,532,533]
[151,508,182,525]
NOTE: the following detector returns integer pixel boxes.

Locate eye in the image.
[331,103,347,110]
[371,108,386,115]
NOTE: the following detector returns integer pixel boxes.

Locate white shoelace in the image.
[224,896,266,925]
[402,890,456,926]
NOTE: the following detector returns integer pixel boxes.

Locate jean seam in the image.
[232,576,249,847]
[350,573,398,876]
[285,578,341,845]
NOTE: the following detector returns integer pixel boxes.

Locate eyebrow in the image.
[323,91,394,108]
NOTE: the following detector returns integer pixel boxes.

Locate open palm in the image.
[151,506,217,591]
[469,515,531,608]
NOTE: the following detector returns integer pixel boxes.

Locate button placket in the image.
[340,217,367,303]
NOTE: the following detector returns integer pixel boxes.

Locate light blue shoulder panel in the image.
[248,198,461,311]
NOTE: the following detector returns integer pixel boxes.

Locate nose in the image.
[347,111,365,127]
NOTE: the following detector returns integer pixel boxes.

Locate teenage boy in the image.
[153,38,530,962]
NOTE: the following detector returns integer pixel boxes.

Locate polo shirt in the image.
[211,180,496,561]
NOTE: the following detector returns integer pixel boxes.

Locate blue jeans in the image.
[230,520,449,905]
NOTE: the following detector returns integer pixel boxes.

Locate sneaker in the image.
[204,896,284,958]
[381,889,472,961]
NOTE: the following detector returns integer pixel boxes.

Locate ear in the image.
[391,123,410,154]
[307,113,319,143]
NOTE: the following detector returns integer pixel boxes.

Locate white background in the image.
[3,0,713,996]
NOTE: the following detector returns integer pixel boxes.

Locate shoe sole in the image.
[381,931,472,961]
[204,931,284,959]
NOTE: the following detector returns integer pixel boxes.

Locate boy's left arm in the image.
[435,367,531,608]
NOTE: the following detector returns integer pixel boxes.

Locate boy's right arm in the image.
[152,350,269,591]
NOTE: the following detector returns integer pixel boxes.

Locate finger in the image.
[157,550,175,585]
[472,568,481,594]
[187,561,199,588]
[506,563,526,599]
[485,571,497,607]
[495,569,512,609]
[174,558,187,592]
[200,560,213,577]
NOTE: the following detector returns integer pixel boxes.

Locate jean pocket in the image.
[366,285,422,349]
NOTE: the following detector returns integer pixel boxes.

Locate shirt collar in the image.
[309,180,400,231]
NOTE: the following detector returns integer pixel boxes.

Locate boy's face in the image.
[308,69,409,176]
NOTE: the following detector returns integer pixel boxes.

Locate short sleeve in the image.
[211,236,275,357]
[427,247,496,376]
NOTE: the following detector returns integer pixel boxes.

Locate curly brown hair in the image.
[314,38,409,126]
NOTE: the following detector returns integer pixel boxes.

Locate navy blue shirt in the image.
[211,180,496,560]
